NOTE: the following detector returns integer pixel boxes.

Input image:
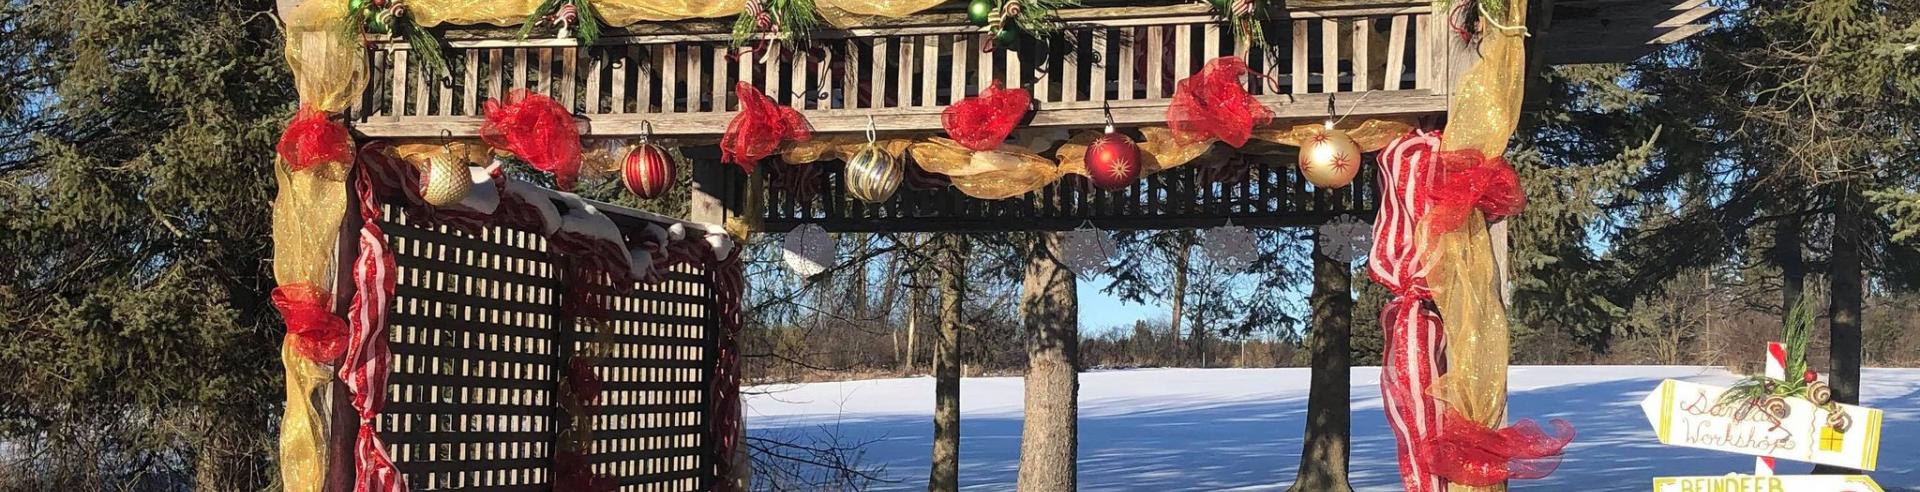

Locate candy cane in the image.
[1756,342,1786,476]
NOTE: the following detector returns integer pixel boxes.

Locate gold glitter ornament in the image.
[419,153,473,207]
[1298,123,1361,189]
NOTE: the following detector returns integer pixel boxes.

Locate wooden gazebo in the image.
[271,0,1715,490]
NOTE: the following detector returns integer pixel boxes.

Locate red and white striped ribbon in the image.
[343,160,406,492]
[1370,131,1448,492]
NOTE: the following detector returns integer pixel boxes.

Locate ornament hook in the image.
[865,115,878,144]
[1101,101,1116,134]
[639,120,653,144]
[1324,94,1337,130]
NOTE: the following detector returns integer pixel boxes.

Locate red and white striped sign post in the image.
[1756,342,1786,476]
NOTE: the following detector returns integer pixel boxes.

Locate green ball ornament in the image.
[994,25,1022,49]
[365,16,389,34]
[349,0,367,12]
[968,0,994,26]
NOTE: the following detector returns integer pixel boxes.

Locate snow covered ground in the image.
[745,366,1920,491]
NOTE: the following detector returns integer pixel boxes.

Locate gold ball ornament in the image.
[419,154,473,207]
[1298,125,1362,189]
[845,143,903,203]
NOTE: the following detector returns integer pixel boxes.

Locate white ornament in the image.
[782,224,834,278]
[706,232,735,259]
[1317,215,1372,263]
[1202,225,1259,272]
[1058,228,1116,278]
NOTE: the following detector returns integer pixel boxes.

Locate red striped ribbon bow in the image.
[1369,131,1448,492]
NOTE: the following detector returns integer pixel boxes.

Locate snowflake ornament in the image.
[1203,224,1259,273]
[1317,215,1372,263]
[1059,228,1117,278]
[782,223,834,278]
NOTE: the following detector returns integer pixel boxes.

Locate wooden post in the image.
[689,150,739,226]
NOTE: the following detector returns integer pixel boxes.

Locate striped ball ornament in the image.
[845,144,903,203]
[621,143,675,200]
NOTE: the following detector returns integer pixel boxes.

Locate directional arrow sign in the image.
[1654,474,1882,492]
[1642,379,1883,470]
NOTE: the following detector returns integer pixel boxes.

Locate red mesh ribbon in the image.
[554,450,617,492]
[272,283,348,364]
[277,104,353,172]
[1418,409,1576,486]
[1427,149,1525,235]
[942,80,1031,152]
[722,81,812,173]
[481,89,582,191]
[1167,56,1272,148]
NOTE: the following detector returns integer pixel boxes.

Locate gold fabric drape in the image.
[816,0,948,27]
[283,0,367,113]
[278,342,339,492]
[1425,3,1529,492]
[408,0,543,27]
[595,0,744,25]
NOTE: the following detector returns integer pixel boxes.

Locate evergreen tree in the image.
[0,0,291,488]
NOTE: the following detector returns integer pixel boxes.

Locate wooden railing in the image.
[352,3,1449,138]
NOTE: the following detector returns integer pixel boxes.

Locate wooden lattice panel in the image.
[376,204,720,491]
[579,265,716,491]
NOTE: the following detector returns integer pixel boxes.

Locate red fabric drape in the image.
[278,104,354,172]
[1167,56,1271,148]
[722,82,812,173]
[273,283,349,364]
[481,89,583,190]
[1370,131,1449,492]
[343,158,405,492]
[942,80,1031,152]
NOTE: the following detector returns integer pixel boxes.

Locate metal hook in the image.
[640,120,653,144]
[1325,93,1338,129]
[865,115,878,144]
[1101,101,1116,134]
[440,129,458,156]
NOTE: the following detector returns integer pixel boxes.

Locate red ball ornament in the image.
[1803,369,1818,383]
[621,143,675,200]
[1084,125,1141,191]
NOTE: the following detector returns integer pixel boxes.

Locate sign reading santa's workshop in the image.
[1641,379,1882,470]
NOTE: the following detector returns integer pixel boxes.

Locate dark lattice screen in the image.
[376,204,717,491]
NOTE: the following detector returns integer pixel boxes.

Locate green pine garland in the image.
[1007,0,1082,40]
[732,0,821,49]
[348,2,451,81]
[520,0,606,46]
[1715,293,1818,409]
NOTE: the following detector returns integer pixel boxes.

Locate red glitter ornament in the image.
[1084,125,1140,191]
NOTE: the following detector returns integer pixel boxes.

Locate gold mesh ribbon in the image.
[1251,118,1418,152]
[909,138,1061,200]
[1425,3,1529,491]
[278,341,338,492]
[595,0,745,25]
[408,0,543,27]
[816,0,947,27]
[276,1,364,488]
[283,0,367,113]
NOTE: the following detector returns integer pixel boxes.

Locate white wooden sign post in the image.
[1640,343,1885,491]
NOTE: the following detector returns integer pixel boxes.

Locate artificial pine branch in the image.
[573,0,603,46]
[517,0,565,40]
[397,18,451,81]
[1009,0,1082,39]
[733,0,821,48]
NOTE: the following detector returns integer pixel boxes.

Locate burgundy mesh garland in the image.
[942,80,1032,152]
[481,89,583,190]
[1166,56,1272,148]
[722,81,812,173]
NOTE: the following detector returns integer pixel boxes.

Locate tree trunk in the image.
[1017,233,1080,491]
[1775,211,1805,325]
[1289,234,1355,492]
[929,234,967,492]
[1814,187,1866,475]
[1170,231,1192,366]
[1828,187,1863,406]
[904,286,921,374]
